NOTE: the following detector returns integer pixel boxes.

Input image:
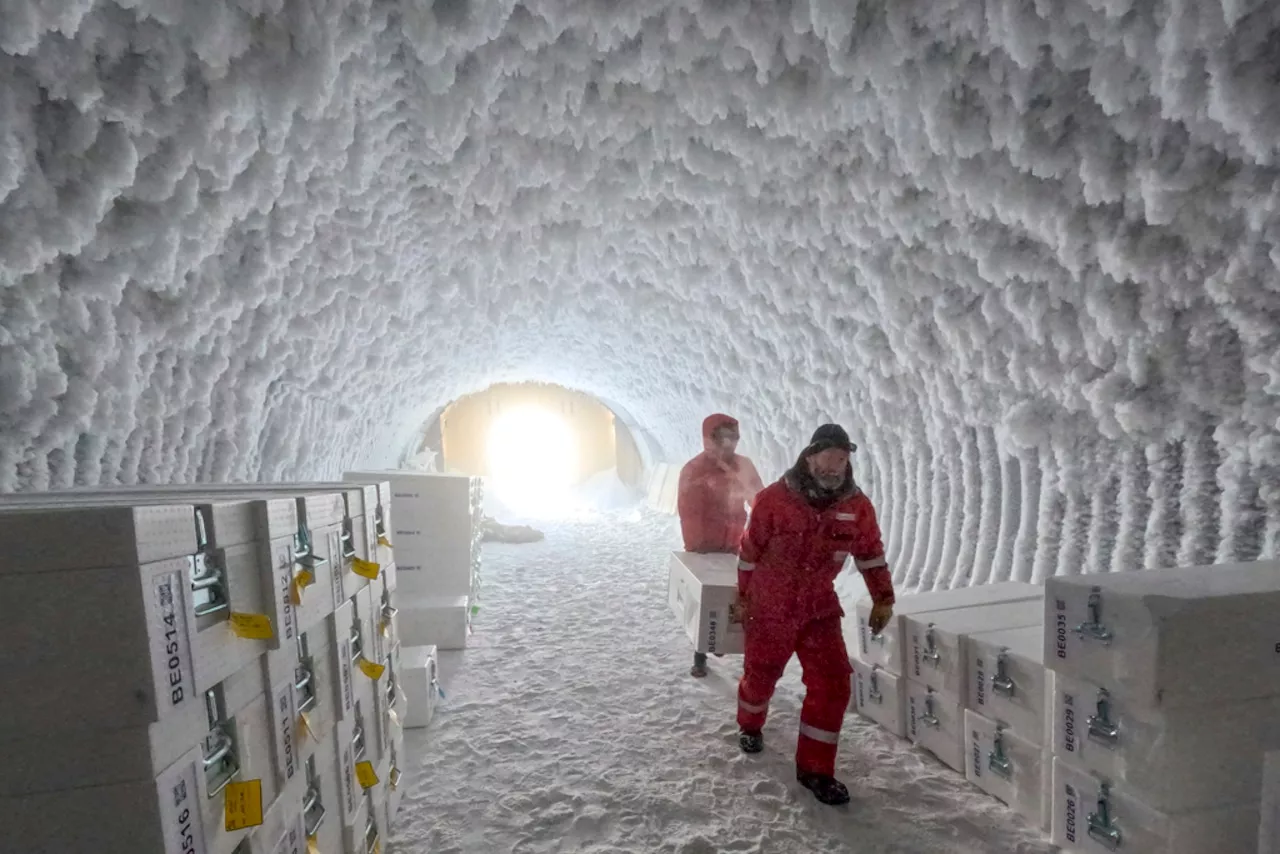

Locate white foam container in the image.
[1050,756,1259,854]
[402,644,440,730]
[1052,669,1280,812]
[397,594,471,650]
[967,624,1054,746]
[849,652,907,738]
[1045,560,1280,709]
[668,551,744,656]
[846,581,1043,674]
[905,679,964,772]
[904,598,1044,700]
[965,708,1047,831]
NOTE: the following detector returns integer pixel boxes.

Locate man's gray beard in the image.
[814,473,844,490]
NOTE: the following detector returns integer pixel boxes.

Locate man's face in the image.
[807,448,849,489]
[712,426,739,458]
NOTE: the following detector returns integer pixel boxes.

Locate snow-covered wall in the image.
[3,1,1280,585]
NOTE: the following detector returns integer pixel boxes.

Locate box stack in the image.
[0,483,413,854]
[1043,562,1280,854]
[845,581,1058,831]
[667,551,744,656]
[344,471,482,651]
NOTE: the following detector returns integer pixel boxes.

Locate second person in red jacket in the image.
[735,424,895,806]
[677,413,765,678]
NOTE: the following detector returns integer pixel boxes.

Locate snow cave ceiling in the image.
[2,0,1280,586]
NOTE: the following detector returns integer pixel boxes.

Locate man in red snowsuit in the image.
[677,413,765,678]
[735,424,895,806]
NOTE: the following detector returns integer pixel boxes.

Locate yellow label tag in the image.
[377,534,393,548]
[352,557,381,580]
[357,657,386,680]
[297,710,314,741]
[355,760,379,789]
[223,779,264,831]
[373,841,381,854]
[228,612,274,640]
[307,836,320,854]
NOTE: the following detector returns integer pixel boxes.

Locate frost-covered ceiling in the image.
[2,1,1279,584]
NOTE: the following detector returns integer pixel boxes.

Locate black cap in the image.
[804,423,857,455]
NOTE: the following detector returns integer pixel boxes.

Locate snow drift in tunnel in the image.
[2,0,1280,588]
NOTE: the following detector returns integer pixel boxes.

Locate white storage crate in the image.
[905,680,965,772]
[402,644,441,730]
[1052,669,1280,812]
[345,471,480,601]
[847,581,1043,674]
[849,652,907,738]
[967,624,1053,746]
[397,594,471,650]
[1,657,269,797]
[964,709,1047,831]
[668,551,743,656]
[1050,756,1259,854]
[1045,560,1280,708]
[904,599,1044,699]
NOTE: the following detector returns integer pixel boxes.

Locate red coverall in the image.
[677,414,764,553]
[736,477,894,777]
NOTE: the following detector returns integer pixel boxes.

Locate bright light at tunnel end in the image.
[486,405,580,519]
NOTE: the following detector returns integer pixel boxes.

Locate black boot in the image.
[739,730,763,754]
[690,652,708,678]
[797,771,850,806]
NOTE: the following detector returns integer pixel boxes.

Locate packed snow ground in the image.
[392,509,1053,854]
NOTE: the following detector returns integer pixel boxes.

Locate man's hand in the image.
[869,602,894,636]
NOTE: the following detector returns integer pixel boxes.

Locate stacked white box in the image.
[667,551,744,656]
[344,470,482,602]
[844,582,1043,737]
[402,645,441,730]
[963,624,1056,831]
[0,481,417,853]
[1044,561,1280,854]
[901,599,1044,773]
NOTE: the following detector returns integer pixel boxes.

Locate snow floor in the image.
[390,508,1056,853]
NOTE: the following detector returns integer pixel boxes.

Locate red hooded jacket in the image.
[737,466,895,624]
[677,414,765,553]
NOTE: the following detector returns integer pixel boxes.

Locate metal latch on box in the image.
[362,798,380,854]
[295,632,318,713]
[868,665,883,704]
[352,702,367,761]
[350,612,364,663]
[1087,782,1123,850]
[988,725,1013,779]
[293,525,328,570]
[1088,688,1120,748]
[190,508,230,618]
[991,648,1015,698]
[303,755,326,836]
[374,503,387,539]
[202,685,240,797]
[340,519,357,561]
[1074,586,1113,645]
[920,688,941,729]
[384,655,397,706]
[922,625,941,666]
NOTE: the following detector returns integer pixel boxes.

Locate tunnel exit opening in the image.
[414,382,646,519]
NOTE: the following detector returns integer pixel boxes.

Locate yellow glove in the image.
[869,602,894,636]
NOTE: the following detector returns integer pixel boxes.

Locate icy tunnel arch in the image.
[2,2,1280,594]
